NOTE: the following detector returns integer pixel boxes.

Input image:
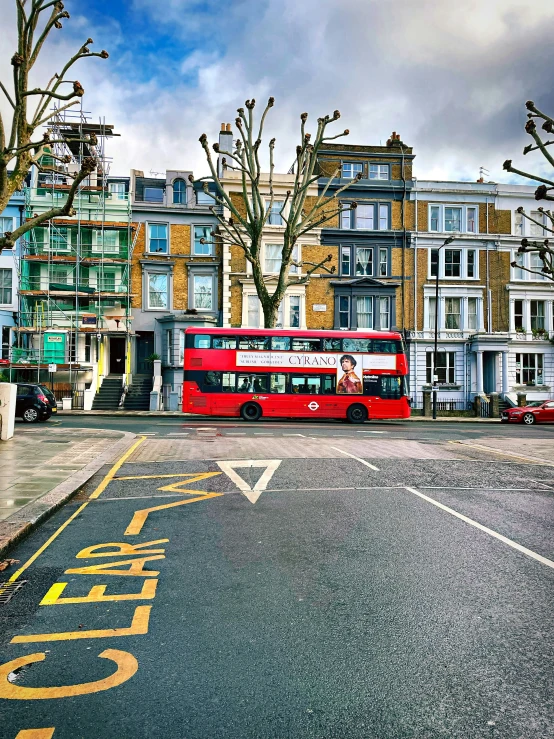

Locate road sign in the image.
[48,364,57,372]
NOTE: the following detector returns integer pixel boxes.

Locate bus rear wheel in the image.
[241,402,262,422]
[347,404,368,424]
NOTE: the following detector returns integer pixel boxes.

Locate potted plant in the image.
[532,327,547,339]
[515,326,526,334]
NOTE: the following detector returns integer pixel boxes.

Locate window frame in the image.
[146,271,169,311]
[511,249,548,281]
[144,186,164,203]
[429,248,479,279]
[192,225,213,256]
[147,222,169,254]
[369,163,390,180]
[172,179,186,205]
[428,204,479,234]
[341,202,390,231]
[426,350,456,384]
[341,161,363,179]
[515,353,544,385]
[0,268,13,305]
[192,274,214,311]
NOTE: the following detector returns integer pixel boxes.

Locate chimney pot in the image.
[226,123,232,132]
[221,123,226,131]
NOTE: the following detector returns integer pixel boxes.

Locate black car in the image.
[16,383,58,423]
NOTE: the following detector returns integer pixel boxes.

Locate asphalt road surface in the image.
[1,422,553,738]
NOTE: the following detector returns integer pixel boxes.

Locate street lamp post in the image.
[432,235,454,420]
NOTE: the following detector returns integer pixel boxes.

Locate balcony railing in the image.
[24,239,130,260]
[20,276,129,294]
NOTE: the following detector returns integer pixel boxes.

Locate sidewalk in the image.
[0,426,136,555]
[61,410,501,422]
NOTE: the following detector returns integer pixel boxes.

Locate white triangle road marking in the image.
[216,460,282,504]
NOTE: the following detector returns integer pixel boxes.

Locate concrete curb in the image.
[59,410,502,423]
[0,431,137,557]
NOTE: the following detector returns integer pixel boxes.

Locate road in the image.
[1,417,553,738]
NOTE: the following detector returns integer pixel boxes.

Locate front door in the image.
[109,336,126,375]
[483,352,497,394]
[136,332,154,374]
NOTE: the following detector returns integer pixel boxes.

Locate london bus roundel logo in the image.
[308,401,319,411]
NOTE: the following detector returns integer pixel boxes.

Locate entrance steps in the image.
[92,376,123,410]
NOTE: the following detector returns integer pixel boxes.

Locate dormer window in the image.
[342,162,363,179]
[369,164,389,180]
[144,187,163,203]
[173,179,186,205]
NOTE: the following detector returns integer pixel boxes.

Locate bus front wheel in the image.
[241,402,262,422]
[347,404,368,424]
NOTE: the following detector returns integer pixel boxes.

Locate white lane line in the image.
[283,433,306,437]
[141,432,157,436]
[419,486,533,491]
[404,486,554,570]
[226,432,246,435]
[357,430,386,434]
[166,433,190,436]
[254,433,273,435]
[331,446,379,471]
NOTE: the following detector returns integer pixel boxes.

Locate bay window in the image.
[426,351,455,384]
[468,297,477,330]
[467,207,477,233]
[514,300,524,330]
[516,353,544,385]
[530,300,545,331]
[379,297,390,329]
[379,248,388,276]
[512,250,548,280]
[445,298,461,329]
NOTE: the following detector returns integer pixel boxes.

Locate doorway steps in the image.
[92,376,123,410]
[123,375,153,411]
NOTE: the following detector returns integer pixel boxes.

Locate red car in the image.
[501,400,554,425]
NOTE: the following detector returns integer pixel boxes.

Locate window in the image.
[147,273,168,309]
[530,300,545,331]
[193,226,212,255]
[289,244,300,274]
[514,211,524,236]
[0,269,12,304]
[193,275,213,310]
[166,329,173,364]
[291,376,323,394]
[379,248,388,276]
[343,338,372,352]
[379,297,390,330]
[50,226,69,251]
[144,187,164,203]
[289,295,300,328]
[292,338,321,351]
[179,331,185,365]
[341,247,351,276]
[276,302,284,328]
[323,338,341,351]
[467,207,477,233]
[429,297,436,330]
[237,374,268,393]
[247,295,260,327]
[94,230,118,253]
[148,224,168,254]
[272,336,290,350]
[0,217,13,235]
[271,374,287,393]
[426,351,455,384]
[445,298,461,329]
[467,250,476,278]
[514,300,523,330]
[444,250,461,277]
[173,179,186,205]
[530,210,545,237]
[203,371,235,393]
[212,336,237,349]
[51,266,70,285]
[444,207,462,232]
[108,182,126,199]
[516,353,544,384]
[513,252,525,280]
[513,250,547,280]
[238,336,269,350]
[194,335,211,348]
[356,248,373,276]
[339,296,350,328]
[430,206,440,232]
[100,269,117,292]
[379,376,403,399]
[369,164,389,180]
[379,204,389,230]
[530,252,547,280]
[266,200,283,225]
[357,296,373,328]
[468,297,477,330]
[430,249,439,277]
[341,208,352,229]
[265,244,282,273]
[342,162,363,179]
[2,326,10,359]
[356,204,374,229]
[196,189,213,204]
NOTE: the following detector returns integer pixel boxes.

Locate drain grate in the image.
[0,580,27,604]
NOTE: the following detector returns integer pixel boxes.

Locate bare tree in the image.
[504,101,554,281]
[0,0,109,250]
[194,98,361,328]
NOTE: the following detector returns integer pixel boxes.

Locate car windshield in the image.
[525,401,543,407]
[38,385,56,401]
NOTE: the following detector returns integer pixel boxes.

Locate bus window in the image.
[270,374,287,393]
[213,336,237,349]
[291,376,321,394]
[373,339,400,353]
[343,338,371,352]
[238,337,270,350]
[380,376,403,399]
[194,334,211,349]
[222,373,236,392]
[202,371,221,391]
[323,338,341,351]
[271,336,290,351]
[322,375,335,394]
[292,338,321,352]
[237,374,269,392]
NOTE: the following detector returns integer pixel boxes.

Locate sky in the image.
[1,0,554,183]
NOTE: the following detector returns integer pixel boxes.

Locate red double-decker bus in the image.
[182,327,410,423]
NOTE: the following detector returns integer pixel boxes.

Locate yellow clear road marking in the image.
[40,579,158,606]
[11,605,151,643]
[0,649,138,700]
[330,446,380,471]
[3,436,147,588]
[125,493,223,536]
[404,486,554,569]
[15,730,55,738]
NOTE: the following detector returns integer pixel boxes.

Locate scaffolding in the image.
[12,103,133,399]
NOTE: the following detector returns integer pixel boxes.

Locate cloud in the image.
[2,0,554,186]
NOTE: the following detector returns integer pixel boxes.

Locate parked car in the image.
[501,400,554,425]
[15,384,58,423]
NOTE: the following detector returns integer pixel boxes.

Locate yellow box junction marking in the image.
[0,649,138,700]
[15,730,55,738]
